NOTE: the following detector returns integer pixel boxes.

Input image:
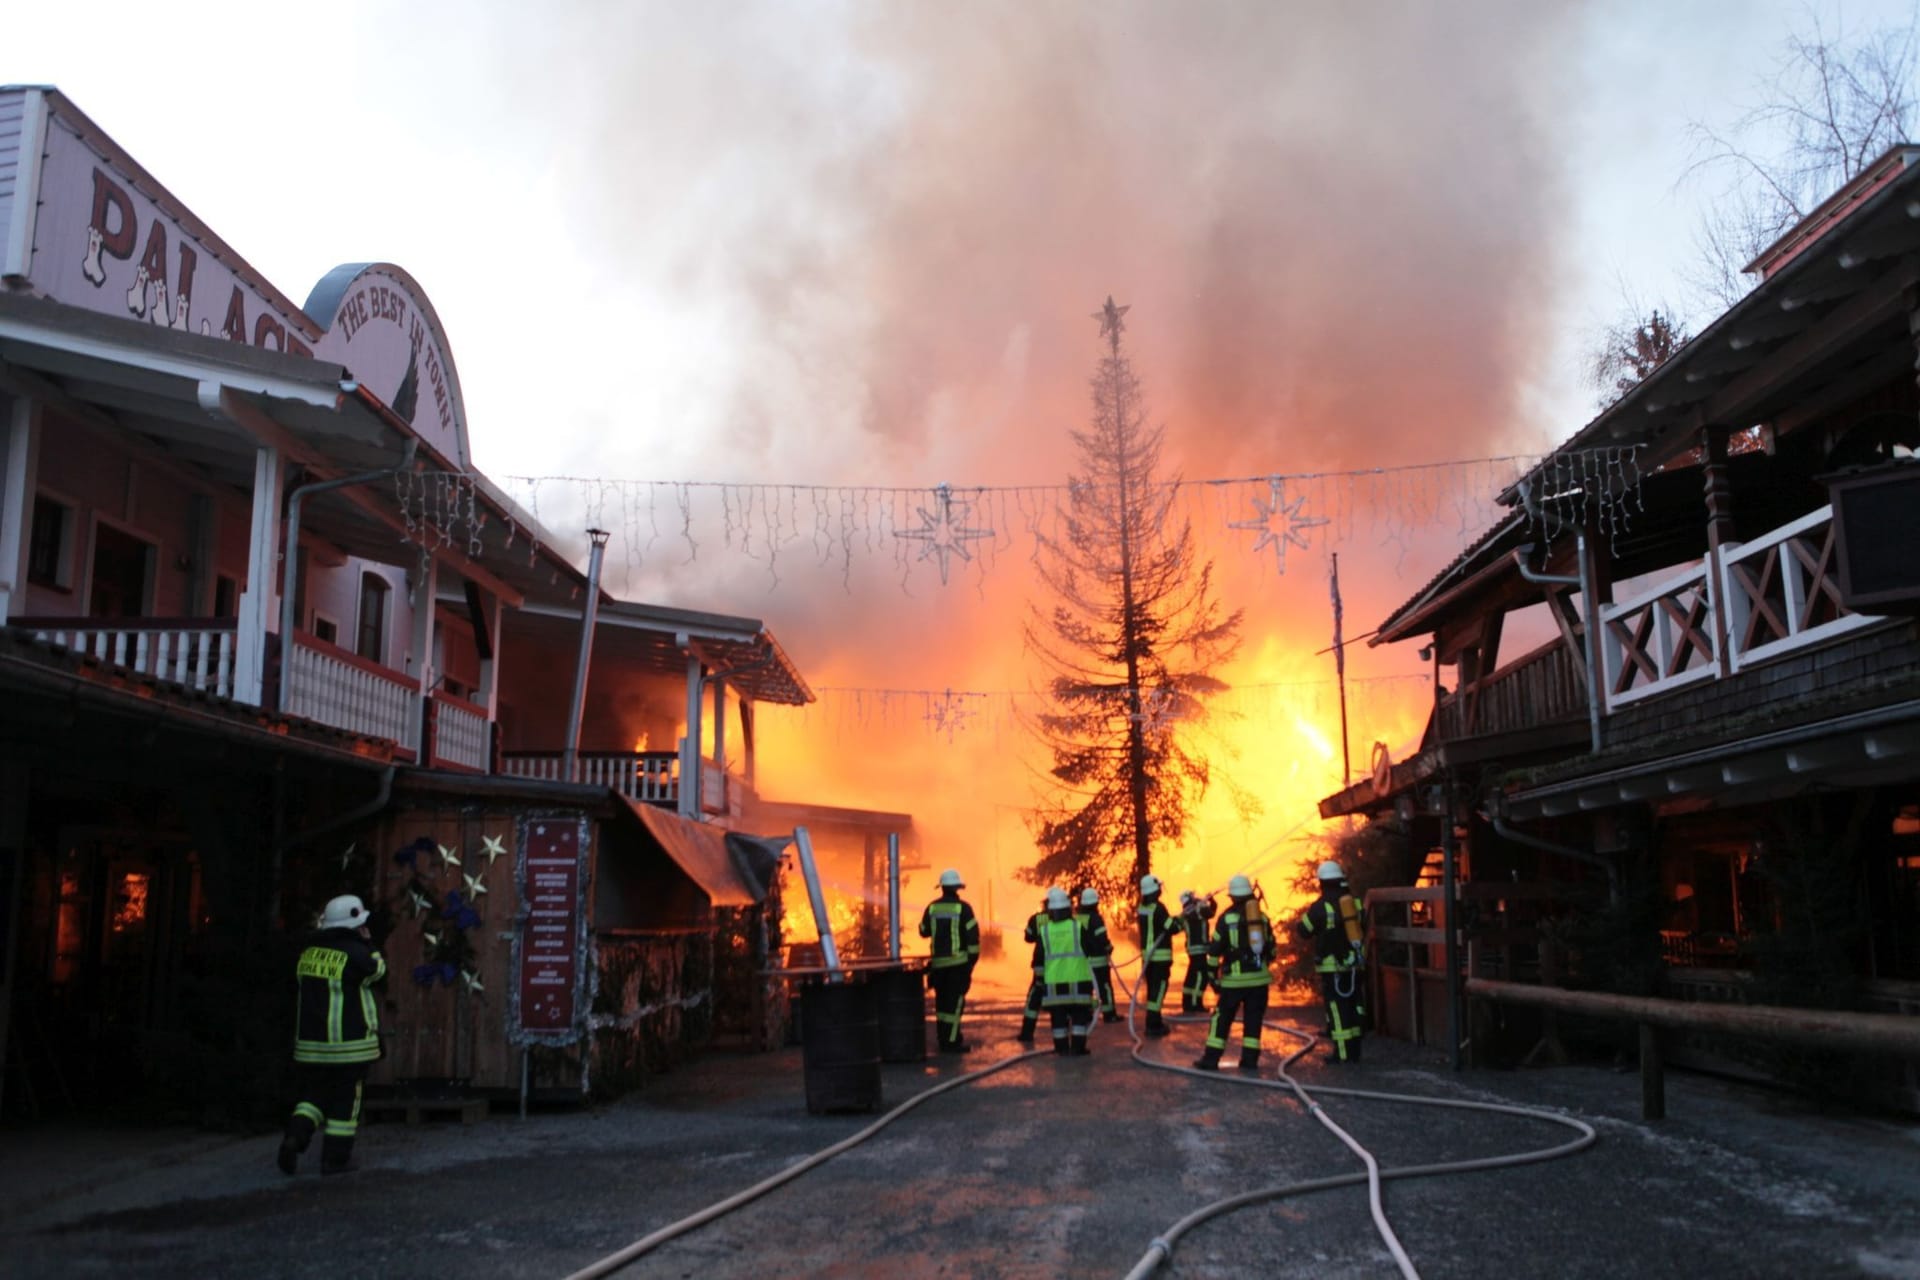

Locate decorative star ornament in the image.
[463,872,488,899]
[1093,295,1130,346]
[923,688,979,742]
[1129,687,1181,734]
[893,483,994,585]
[438,843,461,869]
[462,971,485,994]
[481,834,506,866]
[1229,477,1329,574]
[424,930,441,948]
[338,841,357,871]
[407,890,432,919]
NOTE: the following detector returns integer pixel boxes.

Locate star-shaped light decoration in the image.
[923,688,981,742]
[463,872,488,900]
[481,834,507,867]
[893,483,994,586]
[1093,295,1130,348]
[462,970,485,995]
[338,841,357,871]
[1128,687,1181,734]
[1229,477,1329,574]
[407,889,432,919]
[424,930,441,948]
[438,843,461,869]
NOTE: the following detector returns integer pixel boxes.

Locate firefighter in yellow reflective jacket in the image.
[1017,892,1053,1043]
[1193,876,1275,1072]
[1295,860,1366,1063]
[1135,875,1177,1036]
[1177,889,1217,1014]
[279,894,385,1175]
[919,869,981,1053]
[1078,888,1119,1023]
[1037,887,1097,1055]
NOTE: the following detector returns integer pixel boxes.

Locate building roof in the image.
[616,795,772,907]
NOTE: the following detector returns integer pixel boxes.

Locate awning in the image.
[616,795,774,907]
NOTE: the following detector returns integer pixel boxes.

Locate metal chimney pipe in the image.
[561,529,611,780]
[887,832,902,961]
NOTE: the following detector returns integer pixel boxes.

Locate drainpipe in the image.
[277,441,419,713]
[1489,812,1619,902]
[272,765,397,926]
[561,529,611,781]
[1514,539,1604,755]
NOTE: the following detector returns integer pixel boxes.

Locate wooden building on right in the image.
[1322,147,1920,1111]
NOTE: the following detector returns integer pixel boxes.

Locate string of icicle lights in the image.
[491,448,1645,592]
[790,675,1435,744]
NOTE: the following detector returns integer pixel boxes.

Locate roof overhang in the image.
[1502,698,1920,821]
[615,795,778,907]
[505,599,813,706]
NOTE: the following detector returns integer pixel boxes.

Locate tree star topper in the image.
[893,483,994,585]
[1094,296,1130,348]
[1230,477,1329,574]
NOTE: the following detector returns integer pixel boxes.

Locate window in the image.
[355,572,389,664]
[312,614,339,646]
[27,496,74,590]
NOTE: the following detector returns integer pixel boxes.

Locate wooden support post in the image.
[1640,1022,1665,1121]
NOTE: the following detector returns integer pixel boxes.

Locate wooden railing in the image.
[1599,560,1719,707]
[501,750,680,804]
[1437,639,1584,741]
[427,691,491,772]
[16,617,238,699]
[284,632,418,751]
[1719,504,1879,672]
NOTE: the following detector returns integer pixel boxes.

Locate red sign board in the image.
[519,820,581,1034]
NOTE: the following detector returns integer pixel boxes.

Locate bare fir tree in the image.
[1684,10,1919,307]
[1023,298,1244,899]
[1589,306,1690,407]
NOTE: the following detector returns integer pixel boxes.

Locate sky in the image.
[8,0,1917,924]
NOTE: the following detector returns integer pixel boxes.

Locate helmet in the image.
[1139,874,1162,896]
[1079,887,1099,907]
[938,869,964,889]
[319,894,371,930]
[1046,887,1071,911]
[1316,860,1347,882]
[1227,874,1253,898]
[1179,890,1196,907]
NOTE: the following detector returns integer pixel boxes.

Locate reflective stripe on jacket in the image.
[1040,915,1094,1005]
[293,928,385,1064]
[919,898,980,969]
[1212,906,1276,989]
[1137,902,1176,961]
[1297,895,1363,974]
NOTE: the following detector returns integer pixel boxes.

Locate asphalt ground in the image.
[3,975,1918,1280]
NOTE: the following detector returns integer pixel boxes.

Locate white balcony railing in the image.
[1720,504,1880,672]
[1599,561,1719,708]
[284,634,419,752]
[501,751,679,803]
[427,692,490,772]
[24,620,237,698]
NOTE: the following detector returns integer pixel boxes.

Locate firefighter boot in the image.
[1146,1013,1171,1037]
[1236,1052,1262,1074]
[1016,1016,1036,1043]
[319,1132,359,1176]
[278,1109,317,1176]
[1071,1034,1090,1056]
[1191,1050,1221,1071]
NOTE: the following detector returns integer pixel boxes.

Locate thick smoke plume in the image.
[478,2,1587,927]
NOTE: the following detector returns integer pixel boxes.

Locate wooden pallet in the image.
[364,1097,489,1125]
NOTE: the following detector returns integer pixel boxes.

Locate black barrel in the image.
[872,965,928,1063]
[801,979,882,1114]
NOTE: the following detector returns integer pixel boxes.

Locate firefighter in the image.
[1136,874,1177,1036]
[1295,859,1366,1063]
[1037,887,1096,1055]
[919,868,981,1053]
[1017,892,1053,1043]
[1193,875,1274,1073]
[278,893,386,1176]
[1079,887,1119,1023]
[1177,889,1217,1014]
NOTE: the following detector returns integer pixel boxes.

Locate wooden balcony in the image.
[283,632,419,754]
[500,750,681,805]
[1436,639,1585,743]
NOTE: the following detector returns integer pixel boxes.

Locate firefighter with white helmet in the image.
[919,869,981,1053]
[1177,888,1218,1014]
[1077,887,1118,1022]
[1193,875,1275,1072]
[1135,873,1178,1036]
[1037,887,1097,1055]
[1295,860,1367,1063]
[278,892,385,1175]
